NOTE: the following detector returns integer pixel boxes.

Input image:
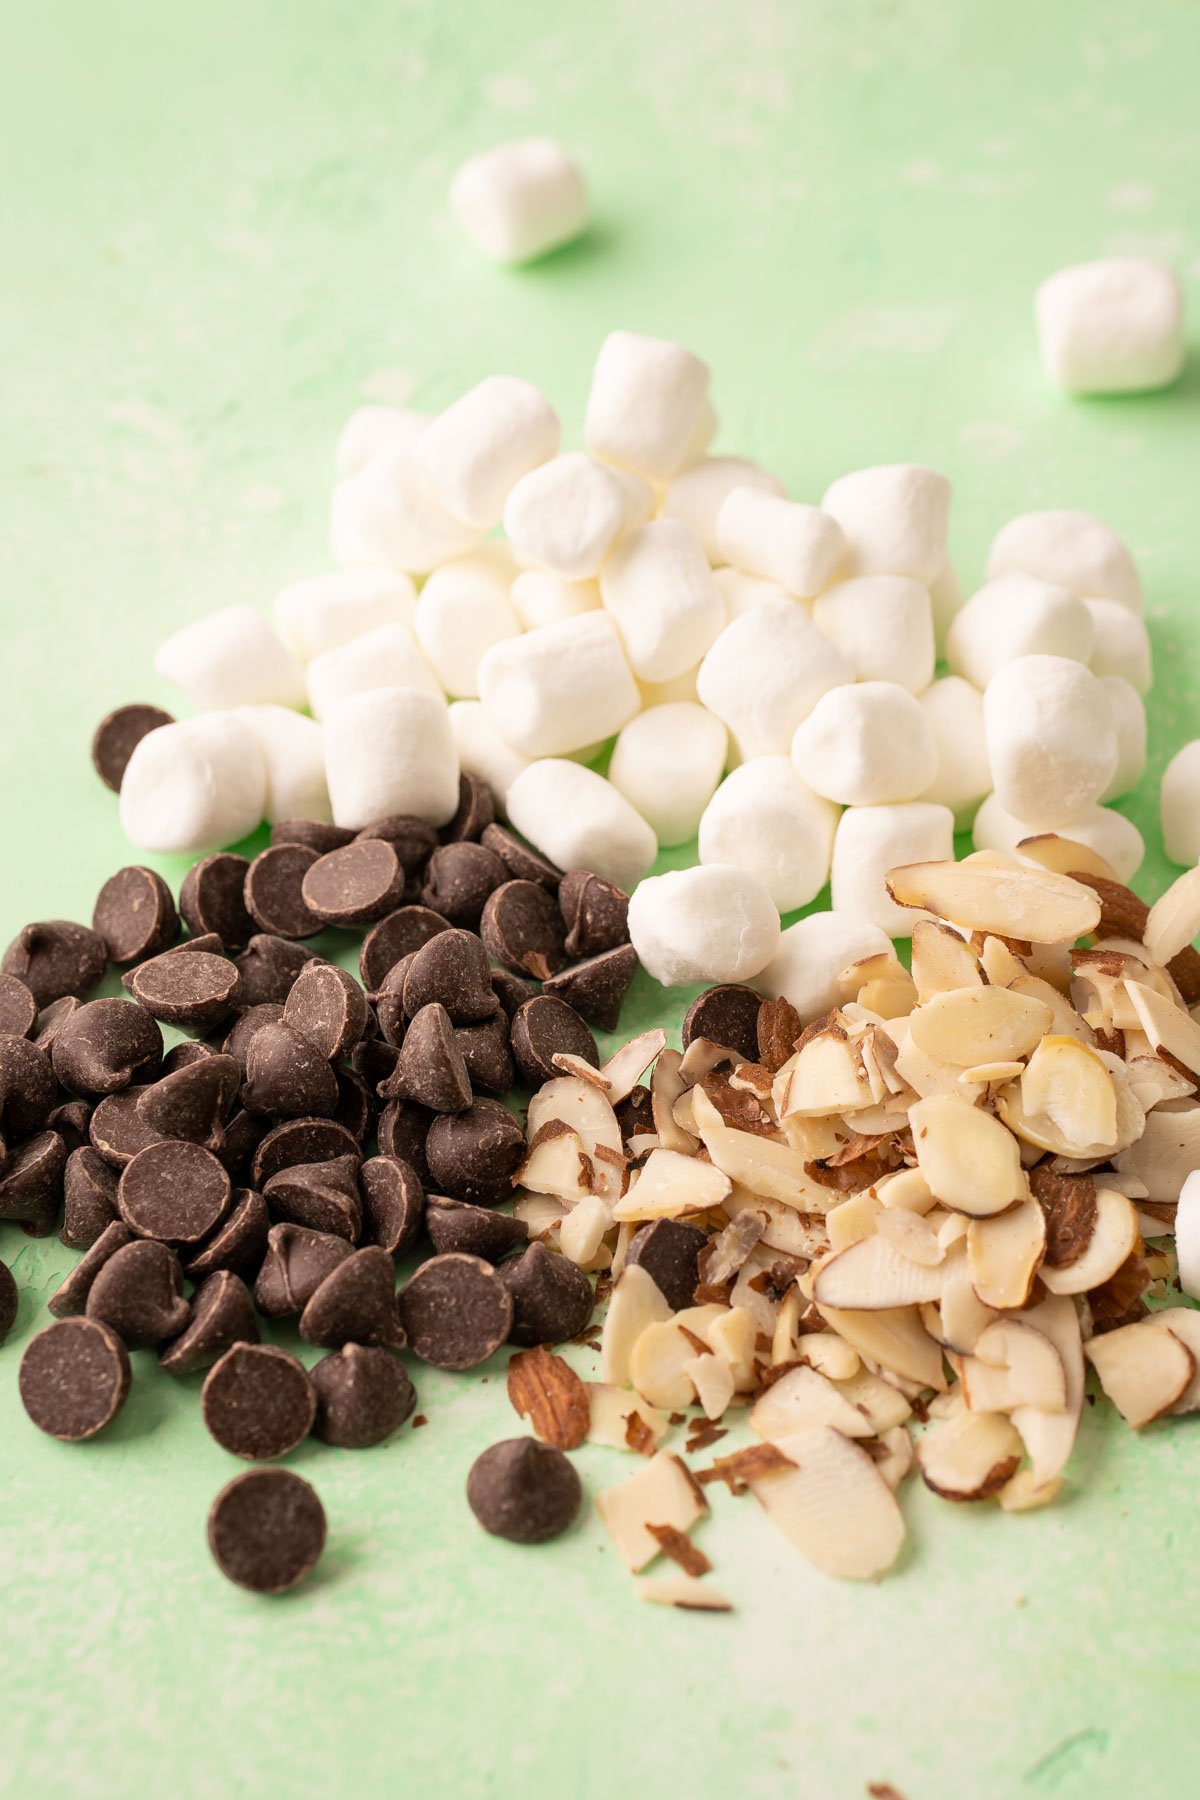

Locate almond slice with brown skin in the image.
[528,1075,624,1159]
[777,1025,874,1118]
[963,1320,1067,1412]
[915,1409,1023,1501]
[746,1423,906,1580]
[585,1382,669,1452]
[997,1469,1062,1511]
[1017,833,1120,883]
[600,1029,668,1104]
[909,1093,1026,1217]
[910,919,986,1001]
[611,1147,731,1222]
[600,1263,673,1386]
[1039,1188,1139,1295]
[1145,867,1200,969]
[635,1575,733,1611]
[885,861,1102,944]
[1158,1309,1200,1413]
[1124,979,1200,1083]
[966,1196,1046,1310]
[813,1233,946,1311]
[1084,1319,1195,1427]
[749,1363,875,1440]
[595,1451,708,1572]
[651,1048,698,1154]
[1019,1035,1118,1153]
[909,986,1053,1067]
[1009,1294,1084,1489]
[816,1302,948,1391]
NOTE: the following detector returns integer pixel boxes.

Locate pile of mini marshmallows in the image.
[116,326,1193,1001]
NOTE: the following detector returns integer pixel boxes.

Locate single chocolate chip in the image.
[467,1438,581,1544]
[126,948,241,1032]
[311,1344,416,1448]
[400,1253,514,1369]
[442,771,496,845]
[372,957,414,1047]
[403,929,499,1025]
[60,1145,120,1248]
[161,1040,220,1074]
[89,1087,168,1168]
[626,1218,709,1311]
[480,824,562,891]
[558,869,631,958]
[242,1022,340,1119]
[51,998,163,1098]
[117,1140,233,1244]
[254,1222,355,1318]
[376,1100,433,1185]
[46,1098,93,1155]
[542,944,639,1033]
[334,1068,375,1144]
[282,962,369,1061]
[19,1317,132,1440]
[0,972,37,1039]
[159,1271,259,1375]
[510,995,599,1088]
[208,1468,326,1592]
[360,1156,424,1256]
[136,1053,241,1146]
[455,1013,515,1095]
[426,1195,527,1263]
[380,1004,472,1113]
[250,1116,361,1189]
[299,1246,404,1349]
[481,881,568,980]
[91,702,174,792]
[243,845,323,940]
[358,907,449,992]
[425,1100,525,1205]
[234,934,318,1006]
[271,819,356,854]
[419,842,507,927]
[184,1187,270,1283]
[92,866,179,967]
[301,840,407,927]
[2,920,108,1006]
[214,1109,265,1179]
[48,1220,135,1318]
[490,968,539,1019]
[614,1085,655,1142]
[0,1033,56,1140]
[202,1343,317,1460]
[85,1238,190,1347]
[499,1240,595,1346]
[0,1130,67,1235]
[169,932,227,955]
[180,854,256,951]
[351,1035,400,1092]
[0,1258,17,1343]
[263,1154,363,1242]
[31,994,81,1056]
[355,814,439,875]
[223,1003,286,1074]
[682,984,764,1064]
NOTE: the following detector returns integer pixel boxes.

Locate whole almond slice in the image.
[1017,833,1120,883]
[910,987,1053,1068]
[611,1147,731,1223]
[885,861,1101,944]
[966,1197,1046,1310]
[1124,979,1200,1083]
[813,1234,946,1311]
[1009,1294,1084,1489]
[1084,1319,1195,1427]
[747,1423,906,1580]
[970,1320,1068,1411]
[909,1093,1026,1217]
[1145,867,1200,969]
[915,1409,1023,1501]
[816,1303,948,1391]
[1020,1035,1118,1154]
[707,1306,759,1391]
[600,1263,673,1387]
[749,1363,874,1441]
[595,1451,707,1572]
[1038,1188,1139,1296]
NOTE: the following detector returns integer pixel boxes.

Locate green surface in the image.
[3,3,1200,1796]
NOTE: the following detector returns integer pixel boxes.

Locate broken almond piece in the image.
[1157,1309,1200,1413]
[611,1146,730,1223]
[747,1424,906,1580]
[635,1573,733,1611]
[910,919,985,1001]
[684,1352,736,1421]
[833,1366,912,1432]
[966,1197,1046,1311]
[600,1263,673,1387]
[934,1247,1001,1354]
[749,1363,874,1440]
[813,1234,946,1311]
[512,1191,568,1238]
[600,1029,668,1103]
[885,861,1101,944]
[778,1022,874,1118]
[909,987,1052,1067]
[558,1192,611,1267]
[697,1119,829,1212]
[707,1306,759,1391]
[972,1319,1067,1411]
[816,1303,947,1391]
[1084,1318,1195,1427]
[798,1333,862,1383]
[871,1424,915,1490]
[825,1189,884,1252]
[1125,979,1200,1083]
[528,1074,624,1158]
[1038,1188,1139,1295]
[1017,833,1120,883]
[629,1321,703,1411]
[1009,1294,1084,1489]
[507,1347,591,1450]
[958,1060,1027,1086]
[1145,867,1200,969]
[586,1383,669,1453]
[1019,1035,1118,1154]
[915,1409,1023,1501]
[997,1469,1062,1512]
[651,1049,698,1155]
[909,1093,1026,1217]
[595,1451,707,1572]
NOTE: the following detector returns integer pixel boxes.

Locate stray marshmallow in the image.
[450,139,588,265]
[478,612,640,758]
[235,706,330,825]
[697,759,838,913]
[447,700,531,809]
[504,454,652,580]
[986,509,1142,613]
[1085,598,1152,693]
[608,704,728,848]
[330,441,482,574]
[716,488,846,599]
[600,519,725,682]
[273,568,418,662]
[584,331,711,481]
[917,676,992,824]
[1161,741,1200,866]
[662,457,786,562]
[306,623,442,721]
[627,865,780,987]
[413,376,560,531]
[929,556,964,650]
[509,570,601,631]
[945,573,1095,690]
[415,553,523,698]
[756,913,893,1024]
[713,567,795,620]
[812,576,935,694]
[830,802,956,936]
[983,654,1118,829]
[335,406,428,477]
[820,465,951,585]
[973,794,1145,884]
[791,682,938,807]
[154,605,306,712]
[696,600,853,762]
[1036,257,1184,394]
[324,687,459,830]
[506,761,658,892]
[1101,676,1147,801]
[119,714,266,855]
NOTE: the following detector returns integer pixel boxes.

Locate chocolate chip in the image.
[214,1109,266,1178]
[126,948,241,1032]
[159,1271,259,1375]
[136,1053,241,1147]
[425,1195,527,1262]
[558,869,631,958]
[682,984,764,1064]
[499,1240,595,1345]
[300,840,407,927]
[490,968,539,1018]
[91,702,175,792]
[223,1003,287,1076]
[2,920,108,1006]
[263,1153,363,1242]
[299,1245,404,1349]
[180,854,256,951]
[481,881,568,980]
[510,995,598,1088]
[0,1258,17,1343]
[51,998,163,1097]
[250,1116,361,1189]
[253,1222,354,1318]
[92,868,178,970]
[542,945,639,1033]
[355,814,439,875]
[455,1013,515,1095]
[208,1467,327,1592]
[400,1252,514,1369]
[0,1130,67,1235]
[242,1022,340,1119]
[334,1068,375,1143]
[161,1041,219,1074]
[282,961,369,1061]
[202,1343,316,1460]
[243,844,323,940]
[48,1220,135,1318]
[381,1004,472,1113]
[19,1316,132,1440]
[85,1238,190,1347]
[480,824,562,891]
[466,1438,581,1544]
[234,934,317,1006]
[117,1140,233,1244]
[403,929,499,1025]
[271,819,357,854]
[351,1035,399,1092]
[425,1099,525,1205]
[442,771,496,845]
[311,1344,416,1448]
[419,842,507,926]
[0,973,37,1039]
[46,1097,93,1154]
[370,958,413,1047]
[184,1187,270,1283]
[358,907,449,992]
[31,994,81,1056]
[60,1145,120,1248]
[614,1085,655,1142]
[88,1087,168,1168]
[376,1100,433,1185]
[0,1033,55,1142]
[359,1156,424,1256]
[626,1218,708,1311]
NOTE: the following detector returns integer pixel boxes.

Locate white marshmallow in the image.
[608,704,727,848]
[1100,676,1147,801]
[756,913,893,1024]
[330,442,483,574]
[273,568,418,662]
[334,405,428,476]
[506,761,658,891]
[1085,598,1152,693]
[820,465,951,585]
[716,488,846,598]
[449,138,588,265]
[414,554,523,698]
[119,713,266,855]
[584,330,711,481]
[478,612,639,758]
[713,567,795,620]
[1036,257,1184,394]
[698,758,838,913]
[627,865,780,987]
[812,576,935,694]
[413,376,560,531]
[973,793,1145,884]
[324,687,459,830]
[637,666,701,708]
[917,676,992,824]
[681,394,719,468]
[503,454,651,581]
[983,654,1118,829]
[234,705,330,824]
[306,622,442,721]
[154,605,306,712]
[509,570,601,631]
[447,700,531,808]
[791,682,938,807]
[1161,741,1200,866]
[600,519,725,683]
[662,456,785,562]
[945,573,1094,689]
[986,509,1142,613]
[929,555,964,649]
[830,802,956,936]
[696,600,853,762]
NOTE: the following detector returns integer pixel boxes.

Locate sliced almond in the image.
[698,1119,831,1212]
[997,1469,1062,1512]
[909,987,1052,1068]
[1084,1319,1195,1427]
[512,1191,568,1238]
[978,934,1029,987]
[872,1424,915,1490]
[1010,973,1096,1046]
[972,1319,1067,1411]
[875,1168,936,1215]
[859,972,919,1019]
[750,1363,874,1440]
[1114,1104,1200,1204]
[1145,867,1200,969]
[558,1192,611,1267]
[599,1029,667,1103]
[967,1196,1045,1311]
[816,1303,947,1391]
[507,1347,590,1449]
[825,1189,884,1252]
[779,1025,874,1117]
[629,1319,707,1411]
[834,1366,912,1432]
[958,1060,1027,1086]
[1016,833,1120,883]
[1125,978,1200,1083]
[600,1263,673,1387]
[1125,1055,1196,1110]
[707,1306,759,1391]
[585,1383,669,1453]
[910,919,985,1001]
[935,1246,1002,1354]
[747,1424,906,1580]
[651,1049,698,1155]
[684,1352,737,1421]
[595,1451,707,1572]
[770,1285,803,1366]
[909,1094,1026,1217]
[1019,1035,1118,1155]
[813,1233,946,1311]
[885,861,1101,944]
[635,1574,733,1612]
[1039,1188,1139,1295]
[798,1333,862,1383]
[891,1024,970,1100]
[1158,1308,1200,1413]
[611,1147,731,1223]
[1008,1294,1084,1488]
[915,1409,1023,1500]
[875,1204,944,1266]
[528,1075,624,1159]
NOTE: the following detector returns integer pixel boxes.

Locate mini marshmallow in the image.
[119,713,266,855]
[830,802,956,936]
[600,519,725,682]
[608,703,728,848]
[154,605,306,712]
[698,757,838,913]
[696,600,853,762]
[986,510,1142,613]
[450,138,588,265]
[756,913,893,1024]
[917,676,992,824]
[716,488,846,599]
[1085,598,1152,693]
[334,405,428,477]
[447,700,531,809]
[929,556,964,650]
[324,687,459,830]
[413,376,561,531]
[791,682,938,807]
[945,573,1095,689]
[330,442,483,574]
[509,570,601,631]
[820,465,951,585]
[235,705,330,824]
[983,654,1118,829]
[973,794,1145,884]
[662,456,785,562]
[627,865,780,987]
[415,553,523,698]
[503,453,652,581]
[1101,676,1147,801]
[812,576,935,694]
[1036,257,1184,394]
[478,612,640,758]
[713,567,795,620]
[306,622,442,721]
[273,568,418,662]
[681,394,719,468]
[1161,740,1200,866]
[637,666,702,708]
[584,330,711,481]
[506,760,658,892]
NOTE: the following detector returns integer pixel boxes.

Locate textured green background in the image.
[3,3,1200,1796]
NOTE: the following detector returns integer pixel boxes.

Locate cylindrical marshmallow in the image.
[414,554,523,698]
[449,138,588,265]
[1162,741,1200,867]
[335,405,428,477]
[698,759,838,914]
[662,456,785,562]
[235,705,330,825]
[600,519,725,683]
[154,605,306,712]
[637,666,702,708]
[973,794,1145,885]
[830,802,956,937]
[1035,258,1184,395]
[506,761,658,892]
[917,676,992,824]
[1085,599,1152,693]
[716,488,846,599]
[812,576,935,694]
[820,465,951,585]
[584,330,711,481]
[756,914,894,1024]
[477,612,640,758]
[946,573,1095,689]
[713,567,796,620]
[119,713,267,856]
[697,600,853,762]
[791,682,938,807]
[986,510,1142,613]
[608,703,728,848]
[324,687,459,830]
[413,376,561,531]
[627,865,781,987]
[306,623,442,721]
[1101,676,1147,802]
[330,443,483,575]
[509,570,601,631]
[983,654,1118,829]
[273,568,418,662]
[447,700,531,809]
[503,453,652,581]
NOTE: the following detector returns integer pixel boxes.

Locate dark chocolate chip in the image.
[355,814,439,875]
[282,961,369,1061]
[136,1053,241,1146]
[92,865,179,967]
[480,881,568,980]
[466,1438,581,1544]
[402,928,499,1024]
[490,968,540,1019]
[184,1187,270,1283]
[425,1099,525,1205]
[180,853,256,951]
[202,1343,316,1460]
[51,998,163,1098]
[46,1098,93,1155]
[300,839,407,926]
[91,702,174,793]
[399,1252,514,1369]
[263,1153,363,1242]
[243,844,323,940]
[499,1240,595,1346]
[271,819,356,853]
[250,1116,361,1189]
[159,1271,259,1375]
[351,1036,400,1092]
[480,824,563,891]
[242,1021,340,1119]
[126,948,241,1032]
[682,984,764,1064]
[510,995,598,1088]
[161,1040,220,1075]
[214,1109,266,1179]
[441,771,496,845]
[299,1245,404,1348]
[0,1033,56,1140]
[558,869,631,958]
[359,1155,424,1256]
[253,1222,355,1318]
[542,944,639,1033]
[117,1140,233,1244]
[311,1344,416,1448]
[31,994,81,1056]
[2,920,108,1006]
[19,1316,132,1440]
[89,1086,168,1168]
[614,1085,655,1142]
[0,1258,17,1343]
[425,1194,527,1263]
[0,1130,67,1236]
[223,1003,286,1074]
[0,973,37,1039]
[234,934,318,1006]
[379,1004,472,1113]
[376,1101,432,1185]
[419,842,507,927]
[207,1467,326,1592]
[60,1146,120,1248]
[358,907,449,992]
[455,1012,515,1095]
[333,1068,375,1144]
[626,1218,708,1311]
[85,1238,190,1347]
[372,957,414,1047]
[48,1219,135,1318]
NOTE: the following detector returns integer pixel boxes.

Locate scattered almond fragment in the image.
[635,1574,733,1612]
[506,1346,590,1450]
[1083,1318,1195,1426]
[594,1451,707,1572]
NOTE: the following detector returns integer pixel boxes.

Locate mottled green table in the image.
[3,4,1200,1796]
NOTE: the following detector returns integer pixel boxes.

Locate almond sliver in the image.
[885,861,1101,943]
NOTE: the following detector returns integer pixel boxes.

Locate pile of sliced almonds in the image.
[510,845,1200,1594]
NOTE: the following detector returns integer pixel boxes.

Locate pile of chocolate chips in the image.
[0,773,639,1592]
